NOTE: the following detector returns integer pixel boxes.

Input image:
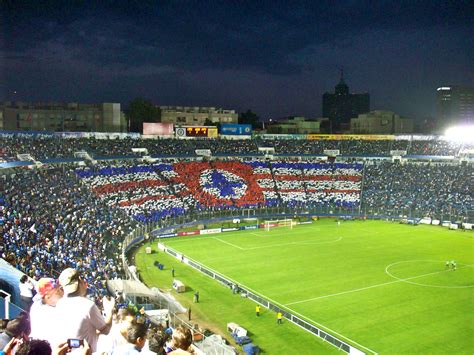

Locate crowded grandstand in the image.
[1,132,473,354]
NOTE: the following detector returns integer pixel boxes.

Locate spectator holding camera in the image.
[55,268,115,352]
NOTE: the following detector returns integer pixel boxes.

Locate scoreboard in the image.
[175,126,218,138]
[186,127,208,137]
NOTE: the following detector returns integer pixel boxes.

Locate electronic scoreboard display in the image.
[186,126,208,137]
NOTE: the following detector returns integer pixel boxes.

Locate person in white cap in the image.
[55,268,115,352]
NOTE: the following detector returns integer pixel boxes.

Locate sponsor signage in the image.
[132,148,148,154]
[220,124,252,136]
[222,228,240,232]
[158,233,177,238]
[208,127,218,138]
[390,150,407,156]
[308,134,395,141]
[260,223,277,228]
[240,225,259,230]
[200,228,222,235]
[178,231,200,236]
[195,149,212,157]
[143,123,174,136]
[258,147,275,153]
[324,149,340,156]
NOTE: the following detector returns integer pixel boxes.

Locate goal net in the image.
[264,219,296,231]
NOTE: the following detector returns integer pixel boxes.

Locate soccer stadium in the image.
[1,132,473,354]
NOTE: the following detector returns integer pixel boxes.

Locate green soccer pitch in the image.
[135,219,474,354]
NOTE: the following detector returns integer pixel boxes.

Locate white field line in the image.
[180,255,378,355]
[285,264,473,306]
[211,237,245,250]
[209,236,342,251]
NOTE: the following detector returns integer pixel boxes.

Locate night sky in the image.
[1,1,473,121]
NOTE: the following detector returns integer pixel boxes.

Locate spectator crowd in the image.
[0,167,138,295]
[0,135,472,354]
[362,162,472,218]
[0,268,196,355]
[1,134,472,162]
[74,160,364,223]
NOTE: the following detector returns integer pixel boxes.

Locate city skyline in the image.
[1,1,473,122]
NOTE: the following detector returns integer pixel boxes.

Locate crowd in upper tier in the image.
[362,162,472,218]
[1,134,471,162]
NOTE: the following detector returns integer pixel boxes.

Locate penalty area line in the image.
[211,237,245,250]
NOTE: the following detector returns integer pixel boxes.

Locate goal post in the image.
[264,218,296,231]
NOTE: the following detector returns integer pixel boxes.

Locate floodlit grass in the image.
[135,219,474,354]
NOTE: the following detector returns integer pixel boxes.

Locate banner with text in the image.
[220,124,253,136]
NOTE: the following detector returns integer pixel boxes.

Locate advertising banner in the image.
[200,228,222,235]
[324,149,340,156]
[307,134,395,141]
[178,231,200,236]
[208,127,218,138]
[158,233,177,238]
[222,228,240,232]
[240,225,259,230]
[143,123,174,136]
[195,149,212,157]
[220,124,252,136]
[390,150,407,156]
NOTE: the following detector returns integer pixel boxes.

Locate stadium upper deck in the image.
[1,133,473,164]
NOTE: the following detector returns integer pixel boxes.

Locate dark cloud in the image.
[1,0,473,119]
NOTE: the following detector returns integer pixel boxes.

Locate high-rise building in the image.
[436,86,474,129]
[322,71,370,132]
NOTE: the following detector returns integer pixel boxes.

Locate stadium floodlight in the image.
[444,125,474,143]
